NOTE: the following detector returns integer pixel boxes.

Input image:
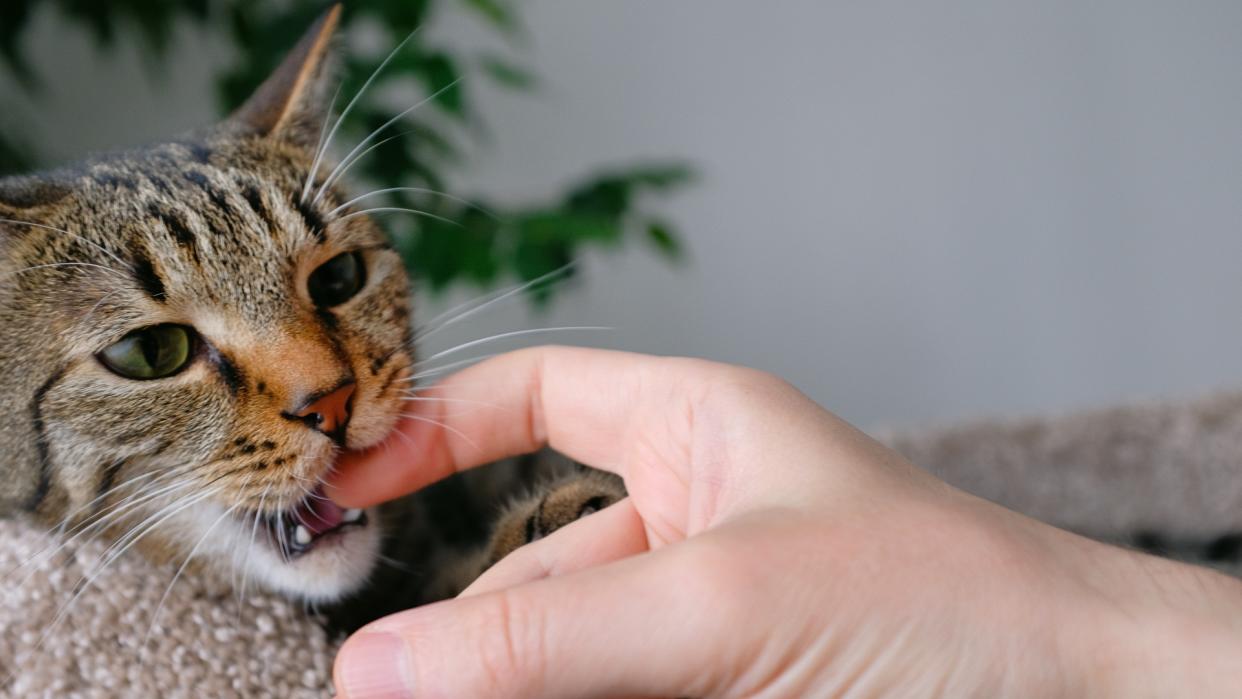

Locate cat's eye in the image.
[98,324,194,380]
[307,251,366,308]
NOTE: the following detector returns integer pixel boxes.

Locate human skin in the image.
[327,346,1242,698]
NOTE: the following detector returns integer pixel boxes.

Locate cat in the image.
[0,5,623,631]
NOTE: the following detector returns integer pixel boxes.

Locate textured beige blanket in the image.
[0,519,336,698]
[4,390,1242,697]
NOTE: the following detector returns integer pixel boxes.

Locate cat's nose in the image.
[285,381,355,444]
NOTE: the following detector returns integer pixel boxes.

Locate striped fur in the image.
[0,9,408,600]
[0,8,624,616]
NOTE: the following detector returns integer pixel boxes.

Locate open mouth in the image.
[260,484,367,559]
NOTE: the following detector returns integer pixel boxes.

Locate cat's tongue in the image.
[295,486,345,535]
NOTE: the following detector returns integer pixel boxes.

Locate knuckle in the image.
[472,590,547,695]
[686,362,793,413]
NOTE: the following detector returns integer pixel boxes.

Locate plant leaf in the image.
[460,0,518,33]
[645,219,683,260]
[480,55,536,89]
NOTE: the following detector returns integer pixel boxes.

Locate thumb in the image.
[334,544,739,699]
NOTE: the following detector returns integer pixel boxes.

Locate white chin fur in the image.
[176,501,382,603]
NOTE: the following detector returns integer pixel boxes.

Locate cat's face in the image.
[0,8,410,600]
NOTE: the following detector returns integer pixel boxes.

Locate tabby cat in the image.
[0,6,622,629]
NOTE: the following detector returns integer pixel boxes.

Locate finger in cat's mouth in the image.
[253,484,368,560]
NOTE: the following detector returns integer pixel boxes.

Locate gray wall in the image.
[5,1,1242,428]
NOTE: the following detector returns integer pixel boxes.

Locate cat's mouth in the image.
[258,484,368,560]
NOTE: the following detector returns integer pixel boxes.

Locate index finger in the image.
[326,346,706,508]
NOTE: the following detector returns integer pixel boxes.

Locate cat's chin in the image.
[243,516,383,602]
[176,499,383,603]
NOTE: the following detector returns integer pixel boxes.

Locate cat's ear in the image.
[226,4,342,148]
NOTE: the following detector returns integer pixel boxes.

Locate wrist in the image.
[1087,550,1242,696]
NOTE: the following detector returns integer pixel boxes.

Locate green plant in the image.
[0,0,692,304]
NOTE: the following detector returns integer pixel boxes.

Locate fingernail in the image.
[337,632,414,698]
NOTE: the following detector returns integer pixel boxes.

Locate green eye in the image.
[99,324,194,379]
[308,251,365,308]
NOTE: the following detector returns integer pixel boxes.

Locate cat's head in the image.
[0,6,413,601]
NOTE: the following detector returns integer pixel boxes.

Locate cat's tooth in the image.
[294,525,312,546]
[343,508,363,523]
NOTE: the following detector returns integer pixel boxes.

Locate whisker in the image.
[26,486,222,665]
[275,505,288,561]
[49,466,155,537]
[40,469,164,550]
[237,484,272,618]
[302,28,422,204]
[399,354,502,383]
[416,326,611,366]
[85,483,213,573]
[389,424,421,454]
[0,218,132,272]
[225,472,257,599]
[69,459,253,573]
[328,187,498,220]
[1,261,131,283]
[397,412,481,453]
[311,129,415,206]
[414,263,576,343]
[286,476,328,532]
[313,78,463,205]
[300,82,345,203]
[143,503,241,648]
[397,394,507,411]
[334,206,462,228]
[375,553,417,574]
[8,468,197,582]
[72,469,198,528]
[83,288,125,323]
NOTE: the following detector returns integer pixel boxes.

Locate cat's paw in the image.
[485,470,626,565]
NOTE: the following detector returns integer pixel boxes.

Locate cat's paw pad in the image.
[486,472,625,564]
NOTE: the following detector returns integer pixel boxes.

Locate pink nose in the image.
[290,382,355,442]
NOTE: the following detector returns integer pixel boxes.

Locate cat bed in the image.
[5,389,1242,697]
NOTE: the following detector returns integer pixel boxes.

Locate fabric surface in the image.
[881,389,1242,544]
[5,389,1242,696]
[0,519,337,698]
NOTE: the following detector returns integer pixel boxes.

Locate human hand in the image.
[328,346,1242,698]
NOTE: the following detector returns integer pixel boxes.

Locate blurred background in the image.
[2,1,1241,429]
